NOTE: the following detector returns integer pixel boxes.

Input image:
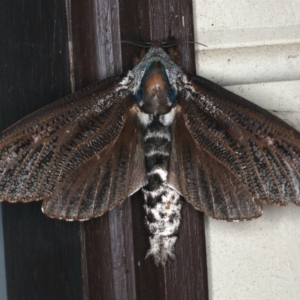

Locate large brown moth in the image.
[1,43,300,266]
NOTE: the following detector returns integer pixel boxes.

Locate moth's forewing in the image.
[0,75,147,220]
[1,76,122,137]
[168,74,300,221]
[188,74,300,137]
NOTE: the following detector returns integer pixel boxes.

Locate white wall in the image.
[192,0,300,299]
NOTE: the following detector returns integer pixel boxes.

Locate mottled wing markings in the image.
[169,112,262,221]
[0,80,125,202]
[42,103,147,220]
[0,77,147,220]
[167,74,300,221]
[1,46,300,266]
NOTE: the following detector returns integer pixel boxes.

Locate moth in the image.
[1,43,300,266]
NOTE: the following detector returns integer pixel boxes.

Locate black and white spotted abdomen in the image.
[139,111,182,266]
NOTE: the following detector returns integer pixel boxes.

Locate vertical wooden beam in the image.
[119,2,209,299]
[0,1,83,299]
[1,0,209,299]
[72,0,209,299]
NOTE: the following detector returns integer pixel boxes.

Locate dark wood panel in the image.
[73,0,209,299]
[119,2,209,299]
[1,0,209,299]
[0,1,83,299]
[67,1,137,299]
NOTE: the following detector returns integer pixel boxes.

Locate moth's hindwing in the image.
[169,109,262,221]
[42,103,147,220]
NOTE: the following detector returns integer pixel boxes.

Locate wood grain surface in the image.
[1,0,208,299]
[0,1,83,299]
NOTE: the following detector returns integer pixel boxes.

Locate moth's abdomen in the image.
[141,114,182,266]
[144,119,170,190]
[143,186,182,266]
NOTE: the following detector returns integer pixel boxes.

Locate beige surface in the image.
[193,0,300,299]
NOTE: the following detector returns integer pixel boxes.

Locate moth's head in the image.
[129,40,181,66]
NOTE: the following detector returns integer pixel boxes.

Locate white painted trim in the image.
[193,0,300,299]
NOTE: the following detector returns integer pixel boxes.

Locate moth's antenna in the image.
[120,41,152,48]
[99,40,207,48]
[96,41,151,48]
[161,41,207,48]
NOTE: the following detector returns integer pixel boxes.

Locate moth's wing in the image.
[168,111,262,221]
[42,105,146,220]
[0,75,147,220]
[168,74,300,221]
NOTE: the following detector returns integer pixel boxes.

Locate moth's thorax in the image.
[136,61,176,114]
